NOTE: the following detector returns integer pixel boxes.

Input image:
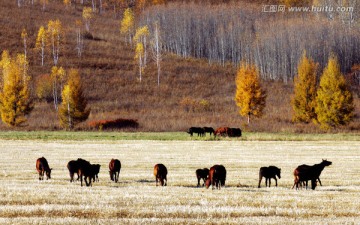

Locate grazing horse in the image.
[67,160,80,182]
[154,164,168,186]
[205,165,226,190]
[214,127,230,137]
[293,159,332,190]
[258,166,281,188]
[36,157,52,180]
[91,164,101,182]
[196,168,209,187]
[228,128,242,137]
[203,127,215,136]
[187,127,205,137]
[109,159,121,183]
[77,158,95,187]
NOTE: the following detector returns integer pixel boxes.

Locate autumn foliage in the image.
[315,56,354,129]
[0,51,33,126]
[235,63,266,124]
[291,52,318,123]
[58,69,90,130]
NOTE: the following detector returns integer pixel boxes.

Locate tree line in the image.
[235,54,354,130]
[140,2,360,82]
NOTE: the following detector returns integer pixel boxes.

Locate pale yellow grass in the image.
[0,140,360,224]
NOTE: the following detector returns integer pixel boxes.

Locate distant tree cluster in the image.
[141,2,360,81]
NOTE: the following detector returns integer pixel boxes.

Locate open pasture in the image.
[1,139,360,224]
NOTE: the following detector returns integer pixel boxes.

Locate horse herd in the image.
[36,157,332,190]
[187,127,242,137]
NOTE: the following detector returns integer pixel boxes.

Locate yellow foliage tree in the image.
[291,52,318,123]
[315,55,354,129]
[58,69,90,130]
[47,19,63,66]
[0,52,33,126]
[120,8,135,43]
[82,7,93,32]
[35,26,47,66]
[235,63,266,124]
[134,25,150,66]
[135,42,145,82]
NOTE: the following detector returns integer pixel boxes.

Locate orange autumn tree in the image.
[0,51,33,126]
[235,63,266,124]
[291,52,318,123]
[58,69,90,130]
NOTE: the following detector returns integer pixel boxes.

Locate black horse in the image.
[258,166,281,188]
[293,159,332,190]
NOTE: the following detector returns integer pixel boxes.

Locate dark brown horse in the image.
[297,164,322,188]
[196,168,209,187]
[109,159,121,183]
[91,164,101,182]
[205,165,226,190]
[77,158,96,187]
[293,159,332,190]
[67,160,80,182]
[258,166,281,188]
[36,157,52,180]
[203,127,215,136]
[154,164,167,186]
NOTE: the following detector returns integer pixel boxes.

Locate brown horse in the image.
[196,168,209,187]
[205,165,226,190]
[36,157,52,180]
[109,159,121,183]
[214,127,230,137]
[293,159,332,190]
[154,164,167,186]
[258,166,281,188]
[296,164,322,189]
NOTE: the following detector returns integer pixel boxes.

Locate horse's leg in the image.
[70,172,73,182]
[80,174,83,187]
[318,178,322,186]
[275,177,278,187]
[197,177,200,187]
[155,177,158,186]
[268,178,271,187]
[258,175,262,188]
[311,179,316,190]
[116,171,120,183]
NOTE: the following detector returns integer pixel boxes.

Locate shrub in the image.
[88,118,139,130]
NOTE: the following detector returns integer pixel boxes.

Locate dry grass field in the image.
[1,139,360,224]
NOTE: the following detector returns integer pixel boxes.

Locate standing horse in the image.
[67,160,80,182]
[258,166,281,188]
[205,165,226,190]
[36,157,52,180]
[293,159,332,190]
[109,159,121,183]
[154,164,167,186]
[77,158,94,187]
[196,168,209,187]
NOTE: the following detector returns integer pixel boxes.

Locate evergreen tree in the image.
[235,63,266,124]
[58,69,90,129]
[315,55,354,129]
[291,52,318,123]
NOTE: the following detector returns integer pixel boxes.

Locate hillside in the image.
[0,0,359,133]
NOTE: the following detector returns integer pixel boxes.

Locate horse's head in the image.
[277,168,281,179]
[46,168,52,179]
[205,178,211,189]
[322,159,332,167]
